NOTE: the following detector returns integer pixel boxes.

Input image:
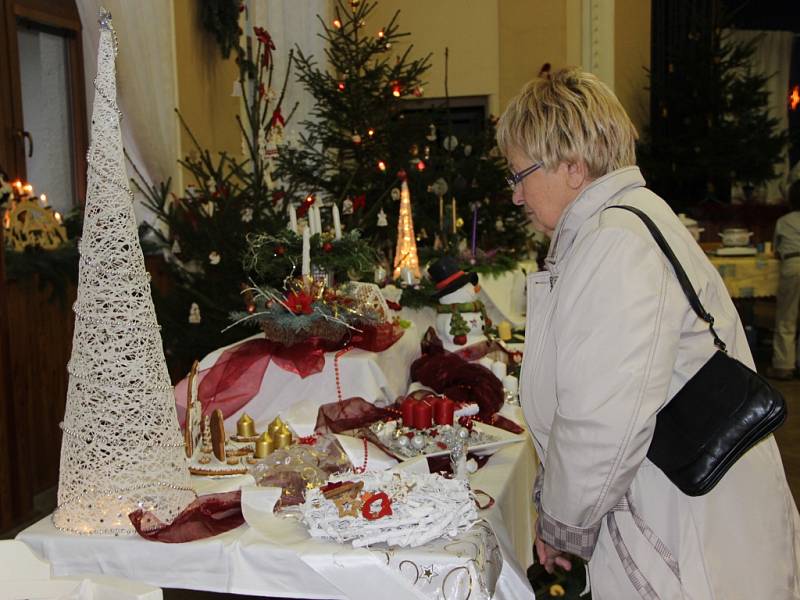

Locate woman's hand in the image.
[535,534,573,574]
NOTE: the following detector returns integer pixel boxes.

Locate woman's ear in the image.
[566,161,589,189]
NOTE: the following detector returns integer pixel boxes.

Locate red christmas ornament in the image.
[274,245,285,256]
[322,242,334,252]
[396,168,407,181]
[453,334,467,346]
[338,81,346,91]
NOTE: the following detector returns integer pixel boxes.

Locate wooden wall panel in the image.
[5,278,75,495]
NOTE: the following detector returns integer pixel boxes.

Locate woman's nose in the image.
[512,185,525,206]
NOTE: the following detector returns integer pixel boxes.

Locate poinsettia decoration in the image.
[286,290,314,315]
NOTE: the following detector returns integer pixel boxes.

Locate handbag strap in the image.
[604,205,727,353]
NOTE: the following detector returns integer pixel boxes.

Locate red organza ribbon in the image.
[129,491,244,543]
[175,323,404,425]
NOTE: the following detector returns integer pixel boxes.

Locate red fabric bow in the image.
[174,323,404,426]
[353,193,366,211]
[129,491,244,543]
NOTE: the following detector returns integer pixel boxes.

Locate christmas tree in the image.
[276,0,430,247]
[640,14,788,206]
[276,1,530,268]
[135,21,298,375]
[55,10,194,535]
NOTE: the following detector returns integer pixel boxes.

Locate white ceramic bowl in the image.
[719,228,753,247]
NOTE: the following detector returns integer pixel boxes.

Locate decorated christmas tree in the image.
[276,0,430,247]
[276,1,530,269]
[54,10,194,535]
[136,19,299,374]
[640,14,787,206]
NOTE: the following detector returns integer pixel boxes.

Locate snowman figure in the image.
[428,257,488,350]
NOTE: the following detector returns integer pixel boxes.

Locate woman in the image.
[497,68,800,598]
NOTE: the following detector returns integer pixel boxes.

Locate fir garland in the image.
[244,229,379,287]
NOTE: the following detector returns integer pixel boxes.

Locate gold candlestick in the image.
[254,431,274,458]
[236,414,256,438]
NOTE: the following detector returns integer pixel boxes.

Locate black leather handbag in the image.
[607,205,787,496]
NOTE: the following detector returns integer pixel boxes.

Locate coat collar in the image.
[545,166,645,272]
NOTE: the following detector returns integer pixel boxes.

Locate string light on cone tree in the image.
[791,85,799,111]
[392,179,420,280]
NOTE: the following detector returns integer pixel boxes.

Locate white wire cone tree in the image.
[53,10,194,535]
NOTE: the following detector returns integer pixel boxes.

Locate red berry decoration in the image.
[323,242,334,252]
[453,334,467,345]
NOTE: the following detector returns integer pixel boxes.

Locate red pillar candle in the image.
[413,400,433,429]
[433,397,455,426]
[401,398,416,427]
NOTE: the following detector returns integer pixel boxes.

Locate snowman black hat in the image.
[428,256,479,299]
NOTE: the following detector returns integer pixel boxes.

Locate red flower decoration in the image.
[362,491,392,520]
[253,26,276,66]
[286,291,314,315]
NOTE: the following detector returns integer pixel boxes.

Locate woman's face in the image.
[507,147,589,237]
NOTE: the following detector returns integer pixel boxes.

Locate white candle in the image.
[332,203,342,240]
[288,204,298,233]
[491,361,507,381]
[315,205,323,235]
[302,227,311,277]
[503,374,518,396]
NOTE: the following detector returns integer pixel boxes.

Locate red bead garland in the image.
[334,346,353,402]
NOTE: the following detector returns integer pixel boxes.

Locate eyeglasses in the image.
[505,162,542,189]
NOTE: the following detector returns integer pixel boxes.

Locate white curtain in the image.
[729,29,794,204]
[76,0,179,224]
[249,0,329,137]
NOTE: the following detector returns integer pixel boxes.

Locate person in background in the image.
[498,67,800,598]
[769,180,800,380]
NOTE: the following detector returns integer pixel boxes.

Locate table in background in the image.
[708,253,779,298]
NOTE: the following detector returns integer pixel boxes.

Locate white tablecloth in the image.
[18,437,537,599]
[184,324,421,437]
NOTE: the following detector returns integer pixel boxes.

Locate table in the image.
[178,324,422,438]
[18,434,537,599]
[708,253,779,298]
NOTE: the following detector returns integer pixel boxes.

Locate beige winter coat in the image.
[520,167,800,599]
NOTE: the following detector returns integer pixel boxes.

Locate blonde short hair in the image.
[496,68,638,178]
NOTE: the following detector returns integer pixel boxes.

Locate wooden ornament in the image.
[183,360,200,458]
[210,409,226,461]
[333,494,363,518]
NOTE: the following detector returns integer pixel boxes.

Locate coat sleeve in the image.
[537,226,686,560]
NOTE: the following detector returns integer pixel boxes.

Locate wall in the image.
[499,1,569,112]
[614,0,651,135]
[364,0,501,114]
[173,0,241,184]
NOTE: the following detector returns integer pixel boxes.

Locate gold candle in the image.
[268,416,285,439]
[237,414,256,437]
[254,431,274,458]
[497,320,512,341]
[275,426,293,449]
